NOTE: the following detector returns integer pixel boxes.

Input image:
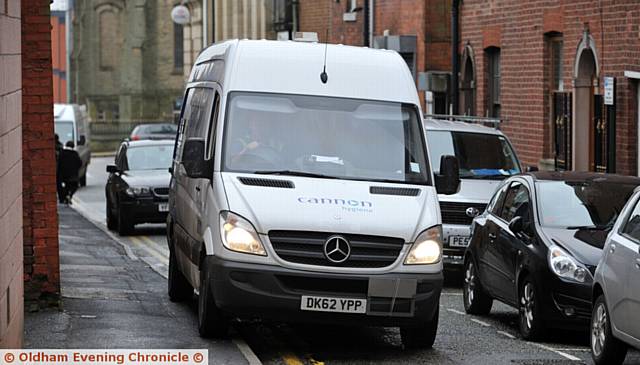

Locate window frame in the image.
[619,193,640,245]
[497,181,532,224]
[173,22,184,72]
[486,47,501,118]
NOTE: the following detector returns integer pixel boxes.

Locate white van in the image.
[167,39,460,348]
[54,104,91,185]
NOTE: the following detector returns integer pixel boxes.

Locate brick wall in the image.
[0,0,24,349]
[21,0,60,307]
[460,0,640,174]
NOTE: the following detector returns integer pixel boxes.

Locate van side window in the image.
[175,89,194,162]
[206,92,220,160]
[181,88,215,161]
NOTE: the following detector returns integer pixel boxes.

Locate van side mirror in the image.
[526,165,539,172]
[435,155,460,195]
[78,135,86,146]
[182,138,212,179]
[106,165,118,174]
[509,216,523,234]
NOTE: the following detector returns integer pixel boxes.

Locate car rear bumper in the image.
[207,256,442,327]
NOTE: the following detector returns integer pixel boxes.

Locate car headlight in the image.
[405,225,442,265]
[219,211,266,256]
[548,245,591,283]
[125,186,151,197]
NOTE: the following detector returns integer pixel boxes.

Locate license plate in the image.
[158,203,169,212]
[449,235,470,247]
[300,295,366,314]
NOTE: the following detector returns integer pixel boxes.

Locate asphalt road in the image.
[70,156,640,365]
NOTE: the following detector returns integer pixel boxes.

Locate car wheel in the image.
[519,276,545,340]
[117,202,133,236]
[400,306,439,349]
[106,197,116,231]
[591,295,627,365]
[168,246,193,302]
[198,257,229,338]
[79,173,87,187]
[463,259,493,315]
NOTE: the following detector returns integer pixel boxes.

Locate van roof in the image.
[193,40,420,106]
[54,103,76,121]
[424,118,504,136]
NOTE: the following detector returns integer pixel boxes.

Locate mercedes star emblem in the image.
[323,235,351,263]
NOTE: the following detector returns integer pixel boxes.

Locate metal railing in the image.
[89,120,173,152]
[424,114,502,128]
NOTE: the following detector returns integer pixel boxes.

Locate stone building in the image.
[71,0,188,121]
[459,0,640,174]
[1,0,59,348]
[297,0,453,113]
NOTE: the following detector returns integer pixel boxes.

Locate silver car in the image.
[592,188,640,365]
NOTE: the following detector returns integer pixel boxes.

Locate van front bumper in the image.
[207,256,442,327]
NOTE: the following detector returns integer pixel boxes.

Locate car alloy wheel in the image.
[521,282,535,330]
[465,262,476,306]
[463,258,492,315]
[592,301,607,357]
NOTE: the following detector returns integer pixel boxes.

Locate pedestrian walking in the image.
[57,141,82,204]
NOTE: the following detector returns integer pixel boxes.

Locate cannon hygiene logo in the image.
[0,350,207,365]
[297,197,373,213]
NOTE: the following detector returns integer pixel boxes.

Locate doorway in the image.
[573,40,598,171]
[460,45,476,116]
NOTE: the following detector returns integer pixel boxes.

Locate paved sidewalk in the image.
[24,206,248,365]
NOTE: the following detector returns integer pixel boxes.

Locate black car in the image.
[463,171,640,340]
[106,139,174,235]
[130,123,178,141]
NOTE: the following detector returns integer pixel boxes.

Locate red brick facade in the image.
[21,0,60,306]
[460,0,640,174]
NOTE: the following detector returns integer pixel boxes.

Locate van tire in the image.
[591,295,627,365]
[198,258,229,338]
[117,203,133,236]
[400,307,439,349]
[168,247,192,302]
[79,173,87,187]
[106,198,117,231]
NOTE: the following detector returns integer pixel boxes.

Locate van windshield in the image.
[55,121,74,145]
[426,130,520,179]
[222,92,430,185]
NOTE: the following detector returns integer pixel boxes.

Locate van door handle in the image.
[636,258,640,270]
[610,243,616,253]
[488,233,497,240]
[195,186,201,192]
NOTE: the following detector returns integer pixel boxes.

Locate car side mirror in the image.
[106,164,118,173]
[435,155,460,195]
[508,216,523,234]
[526,165,538,172]
[182,138,212,179]
[77,135,86,146]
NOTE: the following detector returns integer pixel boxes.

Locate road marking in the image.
[470,318,492,327]
[446,308,466,315]
[139,235,169,260]
[497,330,516,339]
[533,343,583,361]
[554,348,590,352]
[130,236,167,263]
[232,337,262,365]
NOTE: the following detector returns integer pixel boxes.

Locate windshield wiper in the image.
[253,170,339,179]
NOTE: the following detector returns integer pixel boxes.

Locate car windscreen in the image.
[426,130,520,179]
[222,92,430,185]
[536,181,639,229]
[55,121,74,145]
[125,145,173,171]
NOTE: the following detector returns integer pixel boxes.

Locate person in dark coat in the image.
[55,134,63,200]
[57,141,82,204]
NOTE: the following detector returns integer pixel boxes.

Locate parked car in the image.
[425,117,522,270]
[463,171,640,340]
[105,139,173,235]
[167,39,461,348]
[130,123,178,141]
[54,103,91,186]
[591,187,640,365]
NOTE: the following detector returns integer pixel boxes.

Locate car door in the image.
[486,181,528,303]
[477,182,510,297]
[615,198,640,340]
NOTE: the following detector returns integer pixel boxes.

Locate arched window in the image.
[485,46,501,118]
[98,6,121,69]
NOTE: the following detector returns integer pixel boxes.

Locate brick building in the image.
[298,0,452,112]
[459,0,640,174]
[1,0,60,348]
[51,0,69,103]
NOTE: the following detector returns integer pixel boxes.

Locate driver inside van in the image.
[228,114,282,168]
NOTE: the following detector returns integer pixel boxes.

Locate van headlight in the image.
[548,245,591,283]
[219,211,266,256]
[405,225,442,265]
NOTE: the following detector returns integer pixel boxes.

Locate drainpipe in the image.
[203,0,208,47]
[451,0,460,115]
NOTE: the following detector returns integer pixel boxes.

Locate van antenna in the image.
[320,30,329,84]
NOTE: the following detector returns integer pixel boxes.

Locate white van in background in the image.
[54,104,91,186]
[167,38,461,348]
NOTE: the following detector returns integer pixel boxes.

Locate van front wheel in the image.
[198,258,229,338]
[400,307,439,349]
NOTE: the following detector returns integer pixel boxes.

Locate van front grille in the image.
[440,202,487,225]
[268,230,404,268]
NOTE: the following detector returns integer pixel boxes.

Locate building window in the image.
[550,36,564,91]
[486,47,501,118]
[272,0,292,32]
[99,9,120,69]
[174,22,184,71]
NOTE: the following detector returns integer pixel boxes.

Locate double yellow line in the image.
[129,236,168,263]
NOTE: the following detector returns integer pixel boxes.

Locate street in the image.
[65,157,640,365]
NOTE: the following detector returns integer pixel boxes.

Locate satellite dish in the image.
[171,5,190,25]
